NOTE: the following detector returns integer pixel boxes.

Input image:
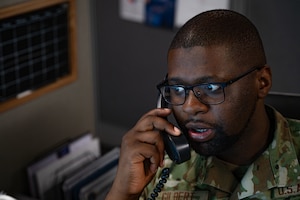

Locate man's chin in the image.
[191,143,216,156]
[190,142,224,156]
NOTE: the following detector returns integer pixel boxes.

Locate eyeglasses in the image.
[157,66,264,106]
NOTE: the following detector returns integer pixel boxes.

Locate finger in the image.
[121,137,164,173]
[134,129,161,144]
[139,130,165,168]
[122,129,165,166]
[138,108,171,122]
[139,143,163,174]
[135,108,181,136]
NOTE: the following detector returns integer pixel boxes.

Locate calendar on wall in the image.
[0,0,77,112]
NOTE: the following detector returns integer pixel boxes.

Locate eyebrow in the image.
[168,75,223,85]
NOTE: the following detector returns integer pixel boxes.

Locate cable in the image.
[147,167,170,200]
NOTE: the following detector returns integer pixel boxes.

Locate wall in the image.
[92,0,175,147]
[241,0,300,94]
[0,0,96,195]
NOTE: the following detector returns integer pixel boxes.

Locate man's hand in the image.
[105,108,181,200]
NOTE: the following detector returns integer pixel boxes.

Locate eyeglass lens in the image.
[160,84,225,105]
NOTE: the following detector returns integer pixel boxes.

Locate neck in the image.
[217,105,272,166]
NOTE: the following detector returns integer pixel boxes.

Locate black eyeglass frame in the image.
[157,65,265,106]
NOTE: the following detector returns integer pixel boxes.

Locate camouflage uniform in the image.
[140,107,300,200]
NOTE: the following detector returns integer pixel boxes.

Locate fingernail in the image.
[174,126,181,135]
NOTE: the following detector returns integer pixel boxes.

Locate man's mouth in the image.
[188,128,215,142]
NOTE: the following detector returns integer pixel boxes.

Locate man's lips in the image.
[188,128,215,142]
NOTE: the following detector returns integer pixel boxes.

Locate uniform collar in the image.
[184,106,300,199]
[236,107,300,199]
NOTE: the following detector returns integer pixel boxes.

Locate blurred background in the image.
[0,0,299,197]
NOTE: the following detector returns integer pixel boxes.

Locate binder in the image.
[26,132,100,199]
[62,147,120,200]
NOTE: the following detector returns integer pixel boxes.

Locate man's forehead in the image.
[168,46,232,68]
[167,46,247,82]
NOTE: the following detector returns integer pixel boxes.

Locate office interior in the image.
[0,0,300,197]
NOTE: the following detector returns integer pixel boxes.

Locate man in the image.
[105,9,300,200]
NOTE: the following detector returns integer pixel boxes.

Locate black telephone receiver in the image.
[148,95,191,199]
[157,95,191,164]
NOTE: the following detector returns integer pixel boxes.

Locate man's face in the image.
[167,46,259,156]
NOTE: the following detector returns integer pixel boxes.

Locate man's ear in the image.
[257,65,272,98]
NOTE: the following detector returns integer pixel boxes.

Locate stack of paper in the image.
[26,132,119,200]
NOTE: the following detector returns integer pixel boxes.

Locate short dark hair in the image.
[169,9,266,67]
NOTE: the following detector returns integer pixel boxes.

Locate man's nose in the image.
[182,90,209,115]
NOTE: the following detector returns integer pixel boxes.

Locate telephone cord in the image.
[147,167,170,200]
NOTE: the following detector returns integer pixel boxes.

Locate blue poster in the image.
[145,0,175,29]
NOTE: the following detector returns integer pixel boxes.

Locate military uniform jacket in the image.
[140,107,300,200]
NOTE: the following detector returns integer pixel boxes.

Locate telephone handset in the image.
[148,95,191,199]
[157,95,191,164]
